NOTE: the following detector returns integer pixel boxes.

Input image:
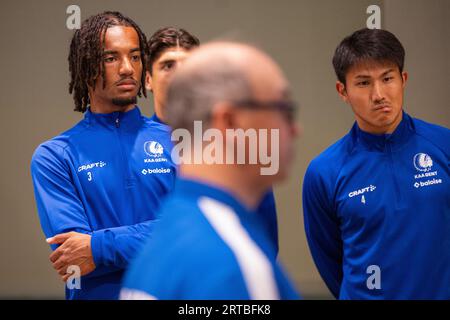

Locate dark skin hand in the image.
[47,232,96,282]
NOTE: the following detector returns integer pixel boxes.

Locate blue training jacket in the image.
[121,178,299,300]
[303,112,450,299]
[31,106,278,300]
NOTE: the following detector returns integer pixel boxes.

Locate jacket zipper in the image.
[114,114,134,188]
[386,139,403,210]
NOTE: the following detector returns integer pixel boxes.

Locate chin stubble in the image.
[111,96,137,107]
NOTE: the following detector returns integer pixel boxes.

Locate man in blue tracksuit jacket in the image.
[31,12,167,299]
[303,28,450,299]
[31,17,278,299]
[32,106,175,299]
[121,41,300,300]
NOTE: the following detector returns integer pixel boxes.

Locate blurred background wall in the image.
[0,0,448,299]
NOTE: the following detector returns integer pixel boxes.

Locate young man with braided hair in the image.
[31,12,175,299]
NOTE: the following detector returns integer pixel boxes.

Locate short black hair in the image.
[147,27,200,74]
[332,28,405,85]
[68,11,148,113]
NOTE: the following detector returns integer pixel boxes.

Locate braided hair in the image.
[68,11,148,112]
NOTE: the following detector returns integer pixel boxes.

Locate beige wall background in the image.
[0,0,448,299]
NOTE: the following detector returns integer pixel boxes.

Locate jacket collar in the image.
[150,113,165,125]
[173,178,259,218]
[149,113,171,132]
[84,105,143,130]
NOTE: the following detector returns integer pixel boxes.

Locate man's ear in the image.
[336,81,349,103]
[145,71,153,92]
[401,71,408,89]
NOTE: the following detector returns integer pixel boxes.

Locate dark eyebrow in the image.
[381,68,395,76]
[103,50,118,56]
[354,68,396,79]
[158,59,175,66]
[103,48,141,55]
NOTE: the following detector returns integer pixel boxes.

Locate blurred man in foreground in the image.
[121,42,301,299]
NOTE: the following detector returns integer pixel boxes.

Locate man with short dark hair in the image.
[303,28,450,299]
[31,12,175,299]
[146,27,200,123]
[144,27,280,254]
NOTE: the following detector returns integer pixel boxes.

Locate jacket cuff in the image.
[91,230,105,267]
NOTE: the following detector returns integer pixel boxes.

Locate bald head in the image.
[165,42,290,132]
[168,42,298,193]
[188,43,288,96]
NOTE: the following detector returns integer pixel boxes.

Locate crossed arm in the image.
[31,144,157,281]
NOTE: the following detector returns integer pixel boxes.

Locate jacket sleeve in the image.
[31,143,92,245]
[257,190,279,256]
[302,161,343,298]
[31,142,157,272]
[91,220,157,269]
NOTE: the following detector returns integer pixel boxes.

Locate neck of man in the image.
[89,94,136,114]
[153,101,166,123]
[179,163,268,211]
